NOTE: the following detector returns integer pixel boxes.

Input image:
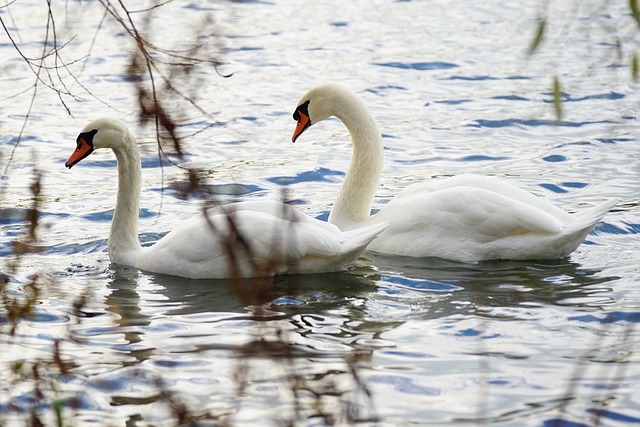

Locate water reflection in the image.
[94,256,618,424]
[101,252,618,371]
[364,253,617,318]
[104,265,385,348]
[98,266,390,423]
[104,252,619,328]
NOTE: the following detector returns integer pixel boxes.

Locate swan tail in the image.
[486,198,617,261]
[567,198,619,235]
[546,198,618,258]
[547,198,618,258]
[341,220,390,256]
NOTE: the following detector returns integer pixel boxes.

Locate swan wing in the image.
[139,201,385,278]
[146,208,342,260]
[208,200,349,257]
[232,210,345,259]
[397,174,570,220]
[384,185,567,240]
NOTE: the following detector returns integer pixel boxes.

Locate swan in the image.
[291,84,618,262]
[65,118,388,279]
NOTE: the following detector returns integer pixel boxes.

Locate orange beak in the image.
[65,137,93,169]
[292,111,310,143]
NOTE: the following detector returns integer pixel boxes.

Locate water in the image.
[1,0,639,425]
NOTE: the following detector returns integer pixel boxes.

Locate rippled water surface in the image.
[1,0,639,426]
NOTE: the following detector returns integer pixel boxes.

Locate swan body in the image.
[65,118,387,279]
[291,84,618,262]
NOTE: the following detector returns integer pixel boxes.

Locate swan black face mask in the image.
[292,100,311,142]
[65,129,98,169]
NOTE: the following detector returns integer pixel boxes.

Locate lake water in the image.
[1,0,639,426]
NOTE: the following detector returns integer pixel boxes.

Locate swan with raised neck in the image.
[66,118,143,265]
[291,84,618,261]
[292,84,383,230]
[65,118,388,278]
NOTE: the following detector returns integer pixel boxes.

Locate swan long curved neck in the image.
[328,96,384,230]
[109,133,142,261]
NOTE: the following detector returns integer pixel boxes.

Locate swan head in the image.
[65,118,130,168]
[292,83,354,142]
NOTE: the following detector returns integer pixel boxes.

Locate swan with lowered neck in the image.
[291,84,618,262]
[65,118,388,279]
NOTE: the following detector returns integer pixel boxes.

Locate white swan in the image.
[291,84,618,262]
[65,118,388,279]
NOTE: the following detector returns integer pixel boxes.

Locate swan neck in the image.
[109,134,142,261]
[329,101,383,230]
